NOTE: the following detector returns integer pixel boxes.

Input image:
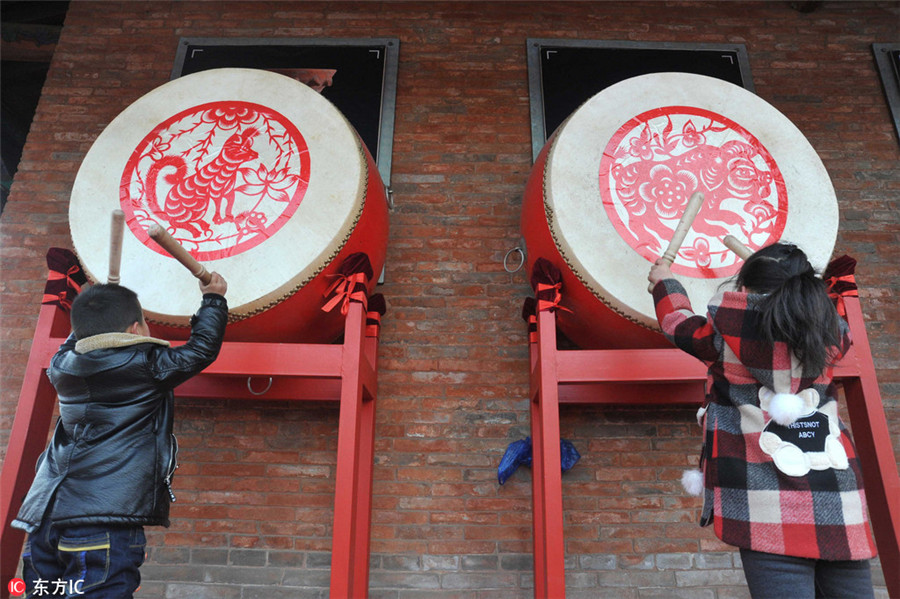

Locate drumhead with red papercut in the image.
[121,101,311,262]
[599,106,788,278]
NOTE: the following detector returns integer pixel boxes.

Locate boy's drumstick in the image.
[648,191,705,291]
[108,209,125,285]
[147,223,212,285]
[723,234,753,260]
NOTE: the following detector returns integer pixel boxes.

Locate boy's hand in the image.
[647,259,673,289]
[200,272,227,297]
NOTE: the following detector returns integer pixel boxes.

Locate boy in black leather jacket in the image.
[12,273,228,598]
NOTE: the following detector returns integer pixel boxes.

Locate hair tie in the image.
[788,267,815,280]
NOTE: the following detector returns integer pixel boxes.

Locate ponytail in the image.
[736,243,842,376]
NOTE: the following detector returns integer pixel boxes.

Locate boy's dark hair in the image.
[736,242,842,376]
[71,284,144,339]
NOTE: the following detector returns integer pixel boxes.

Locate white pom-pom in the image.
[768,392,805,426]
[681,469,704,496]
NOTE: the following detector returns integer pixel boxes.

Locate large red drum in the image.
[69,68,389,343]
[522,72,839,349]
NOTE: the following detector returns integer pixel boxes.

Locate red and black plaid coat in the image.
[653,278,877,561]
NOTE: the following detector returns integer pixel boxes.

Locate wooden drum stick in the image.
[661,191,705,265]
[723,234,753,261]
[648,191,705,291]
[108,209,126,285]
[147,223,212,285]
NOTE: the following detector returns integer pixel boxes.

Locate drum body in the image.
[70,68,389,343]
[522,72,839,349]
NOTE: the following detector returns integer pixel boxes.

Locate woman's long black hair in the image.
[735,243,842,376]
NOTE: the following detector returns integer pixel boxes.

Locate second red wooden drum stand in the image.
[520,73,899,597]
[524,285,900,598]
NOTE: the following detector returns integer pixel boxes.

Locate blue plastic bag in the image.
[498,437,581,484]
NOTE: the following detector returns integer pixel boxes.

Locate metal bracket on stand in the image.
[1,299,380,599]
[526,296,900,598]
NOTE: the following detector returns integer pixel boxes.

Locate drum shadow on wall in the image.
[172,37,399,186]
[527,39,754,161]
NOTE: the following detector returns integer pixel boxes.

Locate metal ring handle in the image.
[503,246,526,273]
[247,376,273,396]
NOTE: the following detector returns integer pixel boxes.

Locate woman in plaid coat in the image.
[648,243,876,598]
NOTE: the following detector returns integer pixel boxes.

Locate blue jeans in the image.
[23,520,146,598]
[740,549,874,599]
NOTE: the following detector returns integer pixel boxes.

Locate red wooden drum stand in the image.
[0,291,383,599]
[521,72,899,596]
[524,285,900,598]
[2,67,391,598]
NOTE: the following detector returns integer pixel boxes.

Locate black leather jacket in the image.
[12,294,227,533]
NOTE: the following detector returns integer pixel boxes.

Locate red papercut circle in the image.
[598,106,788,278]
[120,101,310,262]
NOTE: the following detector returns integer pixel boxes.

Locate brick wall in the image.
[1,1,897,597]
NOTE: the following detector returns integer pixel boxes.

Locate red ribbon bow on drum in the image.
[536,281,570,313]
[366,293,387,337]
[521,297,538,342]
[41,248,88,312]
[535,283,562,312]
[322,253,374,315]
[530,258,572,314]
[823,255,858,318]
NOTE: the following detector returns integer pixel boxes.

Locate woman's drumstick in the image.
[661,191,705,265]
[108,209,126,285]
[147,223,212,285]
[647,191,705,291]
[723,234,753,260]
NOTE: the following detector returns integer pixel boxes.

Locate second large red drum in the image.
[522,72,839,349]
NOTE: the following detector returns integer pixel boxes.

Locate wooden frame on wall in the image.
[873,43,900,144]
[526,39,755,161]
[172,37,400,186]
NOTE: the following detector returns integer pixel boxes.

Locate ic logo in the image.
[7,578,25,596]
